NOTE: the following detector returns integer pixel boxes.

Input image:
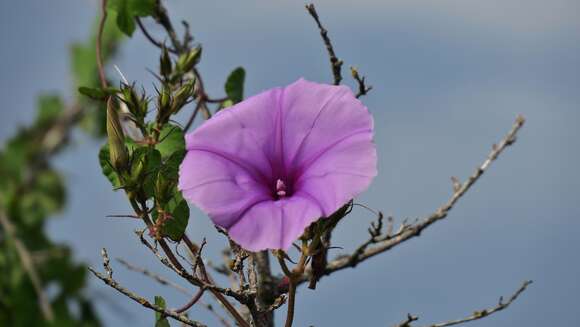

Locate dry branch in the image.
[88,249,207,327]
[298,115,526,285]
[305,3,343,85]
[392,280,533,327]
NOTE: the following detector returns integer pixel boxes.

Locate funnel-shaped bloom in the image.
[178,79,377,251]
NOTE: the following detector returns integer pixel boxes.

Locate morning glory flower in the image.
[178,79,377,251]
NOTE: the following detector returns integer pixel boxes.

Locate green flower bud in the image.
[172,81,194,114]
[176,46,202,72]
[106,98,129,172]
[160,47,172,78]
[155,86,173,124]
[159,87,171,109]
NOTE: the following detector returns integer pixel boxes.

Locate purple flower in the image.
[178,79,377,251]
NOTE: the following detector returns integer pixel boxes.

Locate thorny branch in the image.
[297,115,526,285]
[116,257,190,295]
[134,230,252,312]
[306,4,372,98]
[136,17,172,53]
[351,67,373,98]
[305,3,343,85]
[116,258,233,327]
[392,280,533,327]
[88,248,207,327]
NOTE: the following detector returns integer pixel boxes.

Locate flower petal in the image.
[185,87,285,184]
[178,150,271,228]
[281,79,377,215]
[228,195,322,251]
[295,132,377,216]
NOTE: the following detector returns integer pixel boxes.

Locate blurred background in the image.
[1,0,579,326]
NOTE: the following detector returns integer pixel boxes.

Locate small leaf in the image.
[78,86,119,100]
[225,67,245,104]
[127,0,156,16]
[78,87,106,100]
[108,0,156,36]
[155,125,185,159]
[154,295,170,327]
[156,317,170,327]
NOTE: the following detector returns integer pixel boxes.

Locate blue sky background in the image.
[1,1,579,326]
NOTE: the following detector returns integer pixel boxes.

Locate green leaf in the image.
[154,295,170,327]
[155,150,185,203]
[225,67,245,104]
[19,169,66,225]
[78,86,119,100]
[153,192,189,242]
[129,147,161,198]
[98,143,123,189]
[155,125,185,159]
[108,0,156,36]
[163,150,186,176]
[36,95,64,126]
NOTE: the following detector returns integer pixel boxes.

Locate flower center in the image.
[275,179,287,199]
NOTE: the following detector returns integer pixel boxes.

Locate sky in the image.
[1,0,579,326]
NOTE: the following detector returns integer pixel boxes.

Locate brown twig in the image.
[305,3,343,85]
[182,235,251,327]
[175,288,206,313]
[135,230,250,303]
[96,0,109,88]
[351,67,373,98]
[116,257,190,295]
[393,314,419,327]
[0,210,54,321]
[136,17,177,53]
[153,2,183,54]
[298,115,526,285]
[277,250,308,327]
[183,100,203,132]
[393,280,533,327]
[115,257,232,327]
[88,267,206,327]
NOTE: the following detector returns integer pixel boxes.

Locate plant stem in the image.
[96,0,108,88]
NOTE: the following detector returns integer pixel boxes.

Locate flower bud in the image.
[106,98,129,172]
[171,81,194,114]
[176,46,202,72]
[158,86,171,110]
[160,46,172,78]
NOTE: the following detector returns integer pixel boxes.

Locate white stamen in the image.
[276,179,287,198]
